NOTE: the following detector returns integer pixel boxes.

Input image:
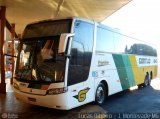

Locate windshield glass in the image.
[15,36,66,83]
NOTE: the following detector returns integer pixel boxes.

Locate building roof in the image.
[0,0,131,34]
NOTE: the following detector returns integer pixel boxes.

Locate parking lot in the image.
[1,78,160,119]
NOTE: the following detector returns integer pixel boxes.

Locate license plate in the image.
[28,97,36,102]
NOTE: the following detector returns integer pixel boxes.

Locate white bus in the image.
[13,17,158,110]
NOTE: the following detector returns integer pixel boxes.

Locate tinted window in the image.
[23,19,72,39]
[68,20,94,86]
[114,33,126,53]
[70,40,84,65]
[96,27,115,52]
[114,32,157,56]
[128,43,157,56]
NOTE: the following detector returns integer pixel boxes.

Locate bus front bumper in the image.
[13,88,70,110]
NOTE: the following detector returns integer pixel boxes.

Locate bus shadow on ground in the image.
[102,79,160,113]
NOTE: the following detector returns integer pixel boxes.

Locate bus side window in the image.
[96,27,115,53]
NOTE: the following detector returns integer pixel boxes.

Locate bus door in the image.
[67,41,91,108]
[66,20,94,108]
[67,40,94,109]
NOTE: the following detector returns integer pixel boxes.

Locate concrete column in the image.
[0,6,6,93]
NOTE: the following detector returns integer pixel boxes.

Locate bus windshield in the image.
[15,37,65,83]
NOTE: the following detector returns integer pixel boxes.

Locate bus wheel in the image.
[95,83,106,105]
[144,72,150,87]
[149,71,153,85]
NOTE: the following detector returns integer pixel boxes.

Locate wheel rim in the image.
[96,86,105,104]
[148,78,151,85]
[144,76,151,86]
[144,79,148,86]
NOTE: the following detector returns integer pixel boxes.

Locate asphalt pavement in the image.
[1,78,160,119]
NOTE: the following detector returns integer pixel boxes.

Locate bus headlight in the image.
[47,87,68,95]
[13,83,20,90]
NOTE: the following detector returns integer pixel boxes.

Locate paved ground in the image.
[103,79,160,113]
[1,78,160,119]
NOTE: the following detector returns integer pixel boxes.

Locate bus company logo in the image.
[139,58,151,64]
[98,61,109,67]
[73,88,90,102]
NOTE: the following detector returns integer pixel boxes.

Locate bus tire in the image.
[143,72,150,87]
[138,84,143,89]
[95,83,106,105]
[149,71,153,85]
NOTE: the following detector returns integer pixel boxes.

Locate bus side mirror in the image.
[58,33,74,54]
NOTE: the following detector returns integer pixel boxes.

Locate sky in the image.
[102,0,160,50]
[102,0,160,76]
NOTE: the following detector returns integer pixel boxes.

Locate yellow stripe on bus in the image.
[129,55,157,85]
